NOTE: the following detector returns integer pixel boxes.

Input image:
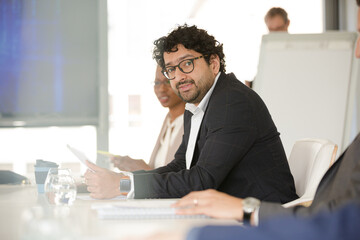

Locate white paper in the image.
[67,144,95,171]
[91,204,209,220]
[91,200,209,220]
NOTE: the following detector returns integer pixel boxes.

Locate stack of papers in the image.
[91,204,209,220]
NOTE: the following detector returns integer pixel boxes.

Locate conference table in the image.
[0,185,240,240]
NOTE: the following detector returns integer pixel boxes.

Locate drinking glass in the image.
[44,168,77,206]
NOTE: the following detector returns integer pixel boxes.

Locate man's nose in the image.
[173,68,187,82]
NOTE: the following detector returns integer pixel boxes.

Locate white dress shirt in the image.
[185,72,220,169]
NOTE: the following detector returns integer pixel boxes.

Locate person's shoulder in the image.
[214,72,262,103]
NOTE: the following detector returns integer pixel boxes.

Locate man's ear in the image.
[285,20,290,30]
[209,54,220,74]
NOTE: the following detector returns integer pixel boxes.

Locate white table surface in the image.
[0,185,240,240]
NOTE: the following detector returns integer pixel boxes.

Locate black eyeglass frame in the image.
[162,56,204,80]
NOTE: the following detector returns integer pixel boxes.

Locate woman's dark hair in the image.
[357,0,360,6]
[153,24,226,72]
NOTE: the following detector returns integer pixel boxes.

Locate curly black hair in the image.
[153,24,226,73]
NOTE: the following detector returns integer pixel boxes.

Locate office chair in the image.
[283,138,337,208]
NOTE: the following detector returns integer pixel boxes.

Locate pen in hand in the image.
[97,150,115,157]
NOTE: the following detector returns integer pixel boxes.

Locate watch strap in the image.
[242,197,260,226]
[243,211,252,225]
[120,176,131,196]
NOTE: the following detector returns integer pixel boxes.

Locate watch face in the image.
[243,197,260,212]
[120,178,131,193]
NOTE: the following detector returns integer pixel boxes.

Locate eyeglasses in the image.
[163,56,204,80]
[153,80,170,88]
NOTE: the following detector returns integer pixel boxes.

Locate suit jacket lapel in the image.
[188,72,228,168]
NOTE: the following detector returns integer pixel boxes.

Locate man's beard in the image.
[175,79,200,103]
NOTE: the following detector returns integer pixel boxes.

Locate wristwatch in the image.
[242,197,260,225]
[119,176,131,196]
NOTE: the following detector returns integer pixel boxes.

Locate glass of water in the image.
[44,168,77,206]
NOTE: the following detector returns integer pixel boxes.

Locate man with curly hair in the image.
[84,24,297,202]
[139,1,360,239]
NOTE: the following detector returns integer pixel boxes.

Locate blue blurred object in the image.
[34,160,58,193]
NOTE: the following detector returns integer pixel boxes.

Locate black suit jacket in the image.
[133,72,297,203]
[259,132,360,221]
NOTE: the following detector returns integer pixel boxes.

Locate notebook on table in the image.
[91,202,210,220]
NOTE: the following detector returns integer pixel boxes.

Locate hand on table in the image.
[123,231,185,240]
[173,189,244,221]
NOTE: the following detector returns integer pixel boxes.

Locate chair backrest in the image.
[288,138,337,199]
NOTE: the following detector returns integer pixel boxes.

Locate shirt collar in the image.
[185,72,221,115]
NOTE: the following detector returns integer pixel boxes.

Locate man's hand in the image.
[111,155,152,171]
[173,189,244,221]
[84,160,123,199]
[111,155,132,170]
